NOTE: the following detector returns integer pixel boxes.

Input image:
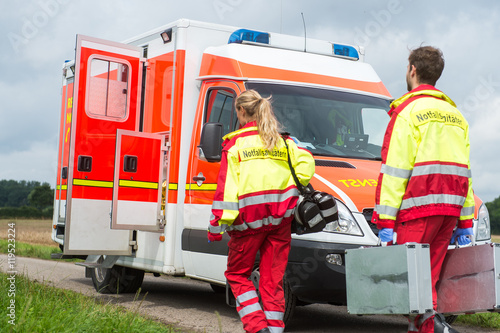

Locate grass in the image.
[456,312,500,329]
[0,239,62,260]
[0,272,178,332]
[0,219,180,332]
[454,234,500,329]
[1,219,500,331]
[0,219,67,261]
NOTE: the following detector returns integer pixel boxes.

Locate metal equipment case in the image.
[437,243,500,314]
[345,243,433,315]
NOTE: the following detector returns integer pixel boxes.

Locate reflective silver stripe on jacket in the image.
[400,194,466,211]
[208,222,227,234]
[212,200,239,211]
[238,187,299,209]
[268,326,284,333]
[412,164,472,178]
[381,164,412,179]
[460,205,475,216]
[375,204,400,218]
[381,163,472,179]
[226,208,295,232]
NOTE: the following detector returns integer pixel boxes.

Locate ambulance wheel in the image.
[90,257,144,294]
[444,315,457,325]
[282,275,296,326]
[249,267,297,326]
[210,283,226,294]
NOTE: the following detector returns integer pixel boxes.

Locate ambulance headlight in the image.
[323,199,362,236]
[475,203,491,241]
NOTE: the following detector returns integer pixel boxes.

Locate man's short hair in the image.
[408,46,445,86]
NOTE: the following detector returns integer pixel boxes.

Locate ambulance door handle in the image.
[193,172,206,187]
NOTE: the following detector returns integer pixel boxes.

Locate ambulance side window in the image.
[204,88,237,137]
[87,57,129,120]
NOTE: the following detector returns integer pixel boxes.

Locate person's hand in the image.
[378,228,394,244]
[208,231,223,242]
[450,227,473,246]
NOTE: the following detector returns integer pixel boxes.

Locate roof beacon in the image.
[228,29,270,45]
[333,44,359,60]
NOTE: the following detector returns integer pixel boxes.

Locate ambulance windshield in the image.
[246,83,391,160]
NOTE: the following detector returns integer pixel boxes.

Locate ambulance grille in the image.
[314,159,356,169]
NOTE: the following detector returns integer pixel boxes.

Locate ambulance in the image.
[52,19,491,323]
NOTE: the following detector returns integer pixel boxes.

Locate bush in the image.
[0,206,47,219]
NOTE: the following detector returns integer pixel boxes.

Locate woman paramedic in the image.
[207,90,315,333]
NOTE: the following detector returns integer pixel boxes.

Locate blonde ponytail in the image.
[235,90,281,150]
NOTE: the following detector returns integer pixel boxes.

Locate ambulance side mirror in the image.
[199,122,223,162]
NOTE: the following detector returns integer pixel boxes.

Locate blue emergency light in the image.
[228,29,270,44]
[228,28,359,60]
[333,44,359,60]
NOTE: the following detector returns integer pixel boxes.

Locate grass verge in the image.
[456,312,500,329]
[0,239,62,260]
[0,272,178,332]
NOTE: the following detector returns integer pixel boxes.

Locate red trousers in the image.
[225,224,291,333]
[395,215,457,333]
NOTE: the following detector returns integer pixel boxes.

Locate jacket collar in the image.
[389,85,456,114]
[223,121,258,141]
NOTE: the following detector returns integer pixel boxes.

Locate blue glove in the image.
[450,228,473,246]
[379,228,394,243]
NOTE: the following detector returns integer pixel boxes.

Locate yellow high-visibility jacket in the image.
[209,121,315,237]
[372,85,474,230]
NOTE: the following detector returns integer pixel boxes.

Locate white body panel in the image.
[65,198,131,255]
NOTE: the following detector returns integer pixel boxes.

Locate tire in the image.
[90,256,145,294]
[444,315,458,325]
[210,283,226,294]
[250,266,297,326]
[282,274,297,326]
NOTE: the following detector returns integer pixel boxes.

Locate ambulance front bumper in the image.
[286,238,360,305]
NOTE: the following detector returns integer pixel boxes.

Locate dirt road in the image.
[1,255,496,333]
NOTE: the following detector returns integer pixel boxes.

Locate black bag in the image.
[282,137,339,235]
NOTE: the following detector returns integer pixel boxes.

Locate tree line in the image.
[486,197,500,235]
[0,179,53,219]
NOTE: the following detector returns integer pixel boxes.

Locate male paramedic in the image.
[372,46,475,333]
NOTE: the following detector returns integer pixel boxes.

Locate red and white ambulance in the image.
[52,18,491,323]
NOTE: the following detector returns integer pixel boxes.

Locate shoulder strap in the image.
[282,136,306,195]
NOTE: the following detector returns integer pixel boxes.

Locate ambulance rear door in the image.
[111,129,166,231]
[64,35,144,255]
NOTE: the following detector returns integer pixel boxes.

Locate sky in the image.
[1,0,499,203]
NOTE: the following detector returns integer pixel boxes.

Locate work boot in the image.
[434,313,460,333]
[256,328,271,333]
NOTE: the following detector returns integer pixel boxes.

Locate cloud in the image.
[1,0,499,204]
[469,96,500,202]
[0,140,57,185]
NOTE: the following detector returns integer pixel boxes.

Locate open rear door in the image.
[112,130,166,231]
[64,35,143,255]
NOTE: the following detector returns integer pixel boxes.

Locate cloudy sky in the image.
[1,0,499,203]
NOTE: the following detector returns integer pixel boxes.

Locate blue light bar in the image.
[333,44,359,60]
[228,29,270,44]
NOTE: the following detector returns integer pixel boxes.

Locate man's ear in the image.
[409,64,417,77]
